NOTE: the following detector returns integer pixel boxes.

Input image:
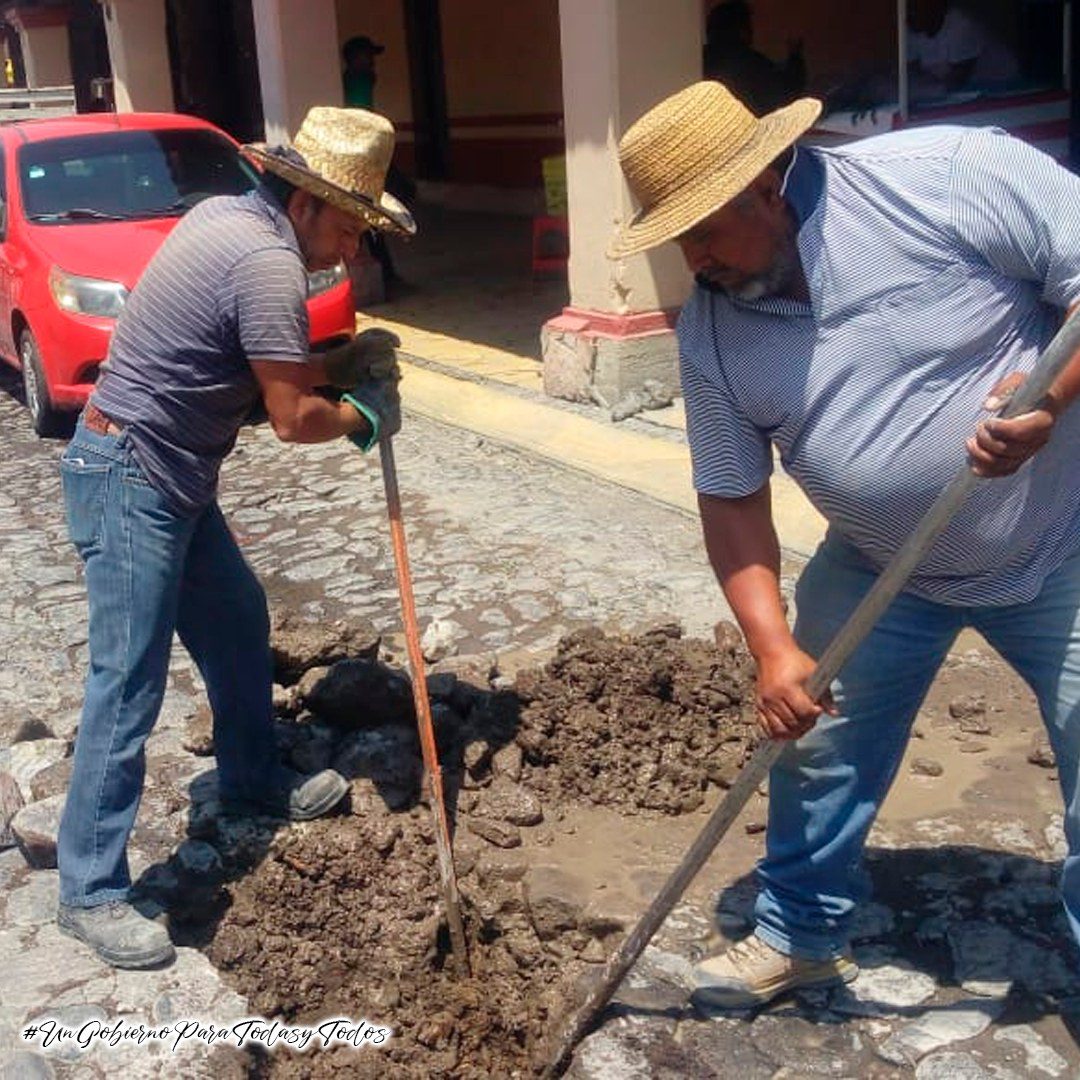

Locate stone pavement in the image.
[1,329,1079,1078]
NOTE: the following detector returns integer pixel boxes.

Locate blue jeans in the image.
[57,421,290,907]
[755,532,1080,960]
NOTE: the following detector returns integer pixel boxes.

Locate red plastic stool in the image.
[532,214,569,274]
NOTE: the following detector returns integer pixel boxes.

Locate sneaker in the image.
[57,901,176,970]
[220,768,349,822]
[690,934,857,1008]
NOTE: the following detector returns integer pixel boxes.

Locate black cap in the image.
[344,35,385,56]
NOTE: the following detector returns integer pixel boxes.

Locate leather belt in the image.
[83,402,124,436]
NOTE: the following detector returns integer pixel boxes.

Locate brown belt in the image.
[83,401,124,436]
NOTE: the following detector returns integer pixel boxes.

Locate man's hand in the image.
[343,374,402,449]
[966,372,1060,478]
[755,642,836,741]
[322,328,402,388]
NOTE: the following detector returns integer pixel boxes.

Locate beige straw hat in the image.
[609,82,822,259]
[243,106,416,236]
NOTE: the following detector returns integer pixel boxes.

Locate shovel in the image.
[378,435,470,977]
[541,308,1080,1078]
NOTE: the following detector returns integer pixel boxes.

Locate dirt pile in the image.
[169,621,758,1077]
[512,623,758,813]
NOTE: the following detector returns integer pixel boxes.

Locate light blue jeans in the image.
[57,421,290,907]
[755,531,1080,960]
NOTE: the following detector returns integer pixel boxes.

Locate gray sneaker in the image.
[221,769,349,822]
[58,901,176,970]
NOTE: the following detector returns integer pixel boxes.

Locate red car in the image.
[0,111,356,436]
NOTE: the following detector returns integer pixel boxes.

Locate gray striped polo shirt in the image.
[680,127,1080,606]
[92,188,309,514]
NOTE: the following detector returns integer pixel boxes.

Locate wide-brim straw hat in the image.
[609,82,822,259]
[243,106,416,236]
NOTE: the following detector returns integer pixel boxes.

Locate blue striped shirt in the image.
[680,127,1080,605]
[92,188,310,514]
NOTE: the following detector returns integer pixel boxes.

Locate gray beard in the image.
[727,245,799,302]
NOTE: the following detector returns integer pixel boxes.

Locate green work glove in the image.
[342,376,402,452]
[322,328,401,388]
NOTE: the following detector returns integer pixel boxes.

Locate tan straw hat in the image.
[243,106,416,236]
[609,82,822,259]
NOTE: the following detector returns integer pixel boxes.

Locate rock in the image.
[491,742,523,782]
[425,672,457,701]
[272,682,298,715]
[948,694,986,720]
[1027,737,1056,768]
[333,726,421,794]
[296,664,331,702]
[288,723,336,774]
[0,1050,56,1079]
[911,757,944,777]
[174,839,225,883]
[304,659,415,728]
[0,771,25,850]
[182,707,214,756]
[475,778,543,827]
[993,1024,1069,1077]
[914,1051,1001,1080]
[948,922,1016,998]
[462,739,491,778]
[958,715,992,736]
[8,740,70,801]
[466,817,521,849]
[830,956,936,1016]
[11,795,67,869]
[878,1000,1005,1065]
[270,609,380,683]
[421,618,463,663]
[12,718,54,743]
[475,852,527,888]
[28,758,73,802]
[524,865,588,939]
[744,821,765,835]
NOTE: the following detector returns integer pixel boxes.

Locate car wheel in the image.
[20,328,70,438]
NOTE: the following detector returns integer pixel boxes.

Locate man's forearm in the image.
[271,394,371,445]
[698,486,797,662]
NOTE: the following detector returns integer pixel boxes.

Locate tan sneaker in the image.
[690,934,857,1007]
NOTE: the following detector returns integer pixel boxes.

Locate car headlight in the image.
[49,267,129,319]
[307,262,349,298]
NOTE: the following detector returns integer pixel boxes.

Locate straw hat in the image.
[608,82,822,258]
[243,106,416,236]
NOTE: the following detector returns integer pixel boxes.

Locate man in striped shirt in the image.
[56,108,415,969]
[611,82,1080,1005]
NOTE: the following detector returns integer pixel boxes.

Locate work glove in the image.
[322,328,401,388]
[342,375,402,452]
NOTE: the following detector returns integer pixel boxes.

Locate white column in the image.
[542,0,700,405]
[252,0,342,144]
[18,25,71,88]
[101,0,173,113]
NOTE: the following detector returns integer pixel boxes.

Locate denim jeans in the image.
[754,531,1080,960]
[58,420,290,907]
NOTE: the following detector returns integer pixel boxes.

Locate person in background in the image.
[908,0,1020,99]
[342,35,383,109]
[703,0,806,115]
[341,33,415,298]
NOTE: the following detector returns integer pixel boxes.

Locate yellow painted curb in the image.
[399,360,827,558]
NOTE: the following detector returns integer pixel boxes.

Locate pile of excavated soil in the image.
[513,623,758,813]
[164,621,758,1078]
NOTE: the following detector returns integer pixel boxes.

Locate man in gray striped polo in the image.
[56,108,416,969]
[611,82,1080,1006]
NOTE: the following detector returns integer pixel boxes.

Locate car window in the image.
[18,128,259,223]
